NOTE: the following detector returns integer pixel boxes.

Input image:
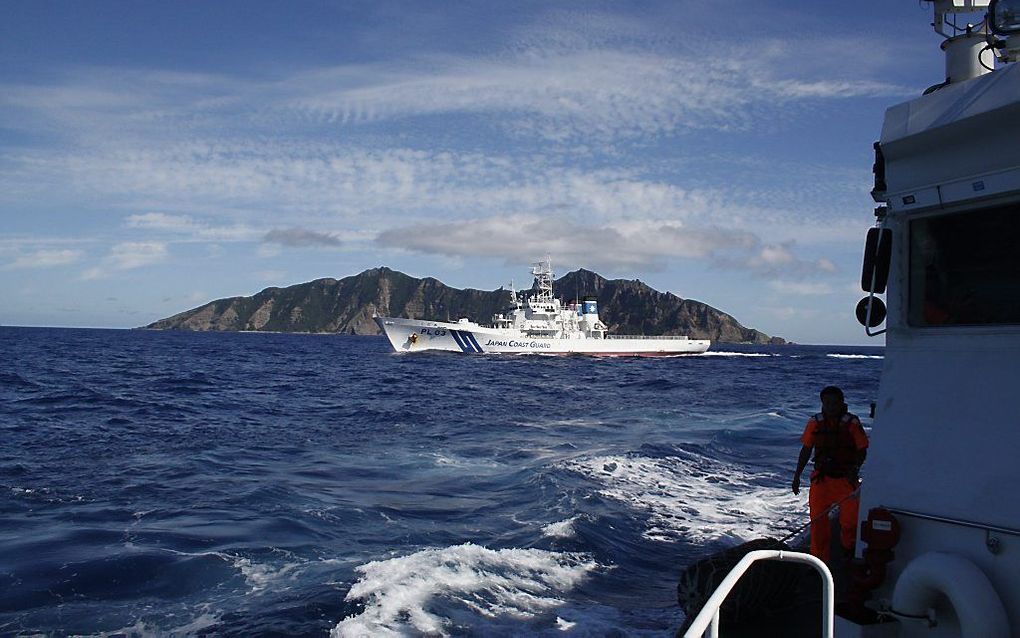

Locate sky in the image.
[0,0,960,344]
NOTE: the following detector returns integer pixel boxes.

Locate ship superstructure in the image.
[683,1,1020,636]
[375,261,710,355]
[847,2,1020,634]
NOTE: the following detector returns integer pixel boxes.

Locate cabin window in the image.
[909,203,1020,326]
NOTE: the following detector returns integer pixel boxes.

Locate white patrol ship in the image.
[374,261,711,356]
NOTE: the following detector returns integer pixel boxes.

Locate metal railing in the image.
[604,334,691,340]
[682,550,834,638]
[885,506,1020,555]
[885,507,1020,536]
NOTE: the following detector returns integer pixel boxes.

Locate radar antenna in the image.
[531,259,554,303]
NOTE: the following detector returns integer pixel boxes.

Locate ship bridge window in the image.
[909,203,1020,326]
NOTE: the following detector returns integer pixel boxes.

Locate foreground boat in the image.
[682,2,1020,636]
[375,261,710,356]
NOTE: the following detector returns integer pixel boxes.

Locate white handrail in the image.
[604,334,691,340]
[682,549,834,638]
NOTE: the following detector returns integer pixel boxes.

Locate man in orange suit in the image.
[792,386,869,563]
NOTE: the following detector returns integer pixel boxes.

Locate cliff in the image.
[555,269,783,344]
[144,266,785,344]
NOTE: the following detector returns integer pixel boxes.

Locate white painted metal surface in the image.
[686,4,1020,634]
[852,7,1020,634]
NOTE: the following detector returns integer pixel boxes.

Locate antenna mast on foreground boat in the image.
[924,0,1002,84]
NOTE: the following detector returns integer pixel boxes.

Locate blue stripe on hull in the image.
[450,330,472,352]
[465,332,484,352]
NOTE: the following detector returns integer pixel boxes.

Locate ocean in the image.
[0,327,884,636]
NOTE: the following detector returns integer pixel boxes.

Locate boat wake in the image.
[560,452,803,544]
[332,543,598,637]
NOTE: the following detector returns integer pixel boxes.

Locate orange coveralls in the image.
[800,415,869,562]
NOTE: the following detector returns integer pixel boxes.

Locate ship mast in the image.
[531,259,554,303]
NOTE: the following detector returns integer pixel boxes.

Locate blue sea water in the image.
[0,327,883,636]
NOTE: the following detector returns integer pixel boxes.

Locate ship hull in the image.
[374,316,710,355]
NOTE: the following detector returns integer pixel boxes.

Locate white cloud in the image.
[754,244,796,267]
[125,212,257,242]
[280,49,909,141]
[126,212,202,232]
[378,214,832,277]
[846,279,867,295]
[4,248,83,270]
[108,241,167,270]
[763,306,798,321]
[83,241,167,279]
[3,135,856,286]
[817,258,837,273]
[769,280,834,296]
[0,11,894,334]
[256,270,286,283]
[257,243,281,259]
[263,228,341,247]
[9,138,740,233]
[0,24,898,263]
[0,21,912,157]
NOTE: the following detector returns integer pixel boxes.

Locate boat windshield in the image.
[909,202,1020,326]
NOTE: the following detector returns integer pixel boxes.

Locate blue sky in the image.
[1,1,957,343]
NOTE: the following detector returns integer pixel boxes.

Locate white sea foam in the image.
[97,610,221,637]
[332,543,597,637]
[542,516,579,539]
[140,544,304,594]
[827,353,883,359]
[431,452,503,469]
[551,602,685,636]
[8,485,85,503]
[561,453,804,544]
[227,554,302,593]
[697,351,777,358]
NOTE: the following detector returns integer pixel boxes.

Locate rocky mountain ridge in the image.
[144,267,785,344]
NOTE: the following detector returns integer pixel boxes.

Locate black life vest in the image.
[811,412,861,478]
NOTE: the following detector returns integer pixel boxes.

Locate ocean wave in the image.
[541,516,580,539]
[148,372,219,394]
[6,484,87,505]
[617,378,681,390]
[227,553,303,594]
[1,328,883,635]
[332,543,597,637]
[827,354,884,359]
[0,372,39,390]
[698,351,778,358]
[84,610,222,638]
[136,544,307,595]
[560,453,803,545]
